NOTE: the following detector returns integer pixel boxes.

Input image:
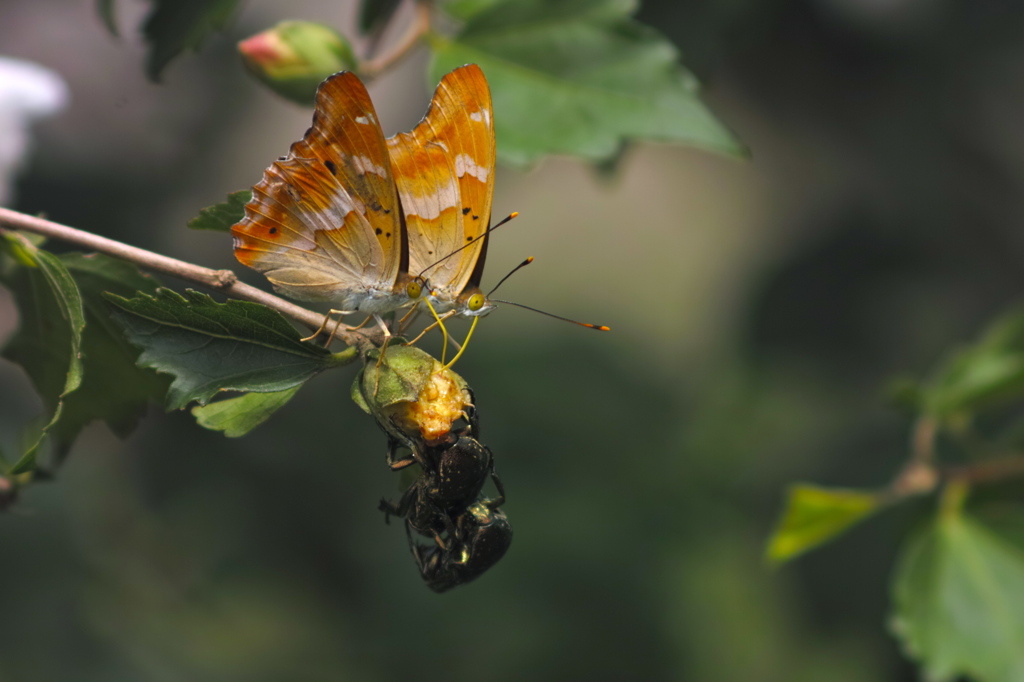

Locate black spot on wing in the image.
[324,159,337,175]
[462,207,471,215]
[375,227,383,235]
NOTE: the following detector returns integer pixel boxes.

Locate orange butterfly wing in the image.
[387,64,495,312]
[232,71,409,314]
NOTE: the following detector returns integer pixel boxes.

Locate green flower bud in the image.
[238,21,358,105]
[352,346,472,445]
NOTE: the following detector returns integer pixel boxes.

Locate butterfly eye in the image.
[467,293,485,311]
[407,280,423,299]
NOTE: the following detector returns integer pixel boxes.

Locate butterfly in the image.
[231,69,416,336]
[231,65,499,351]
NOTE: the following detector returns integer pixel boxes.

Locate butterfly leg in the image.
[345,315,374,331]
[402,310,456,347]
[396,303,421,335]
[325,313,373,346]
[300,309,355,343]
[373,314,394,362]
[372,314,397,395]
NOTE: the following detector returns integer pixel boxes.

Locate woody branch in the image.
[0,206,368,346]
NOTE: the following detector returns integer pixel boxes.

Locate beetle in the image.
[407,498,513,592]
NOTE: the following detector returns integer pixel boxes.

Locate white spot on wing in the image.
[350,154,387,177]
[469,110,483,122]
[404,177,459,219]
[454,153,488,182]
[354,115,375,125]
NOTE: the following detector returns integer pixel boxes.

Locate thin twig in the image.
[882,415,942,500]
[0,206,367,346]
[946,455,1024,486]
[359,1,432,79]
[911,416,938,464]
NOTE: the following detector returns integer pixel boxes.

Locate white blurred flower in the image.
[0,56,68,206]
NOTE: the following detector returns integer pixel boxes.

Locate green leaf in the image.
[53,253,168,455]
[187,190,251,232]
[0,232,86,471]
[192,385,302,437]
[922,309,1024,418]
[766,484,881,564]
[442,0,503,20]
[106,289,345,409]
[97,0,118,36]
[142,0,242,81]
[891,506,1024,682]
[430,0,743,168]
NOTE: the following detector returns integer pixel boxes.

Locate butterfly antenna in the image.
[487,257,534,297]
[416,212,519,279]
[490,299,610,331]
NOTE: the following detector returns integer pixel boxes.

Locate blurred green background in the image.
[4,0,1024,679]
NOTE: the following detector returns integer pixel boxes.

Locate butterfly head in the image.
[454,287,496,317]
[406,276,425,302]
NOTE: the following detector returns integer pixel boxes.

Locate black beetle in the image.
[408,499,513,592]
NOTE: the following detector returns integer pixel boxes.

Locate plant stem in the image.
[0,206,364,345]
[359,1,432,79]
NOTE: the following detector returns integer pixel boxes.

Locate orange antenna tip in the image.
[510,211,519,218]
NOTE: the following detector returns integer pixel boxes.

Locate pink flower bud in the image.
[239,22,357,105]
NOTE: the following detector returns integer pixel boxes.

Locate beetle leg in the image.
[485,462,506,510]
